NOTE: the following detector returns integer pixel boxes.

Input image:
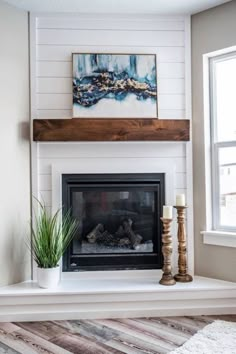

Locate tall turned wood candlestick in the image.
[159,218,176,286]
[174,206,193,282]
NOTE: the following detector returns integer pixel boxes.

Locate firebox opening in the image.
[62,173,165,271]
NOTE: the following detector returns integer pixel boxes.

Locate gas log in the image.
[86,223,104,243]
[86,218,142,249]
[122,219,142,249]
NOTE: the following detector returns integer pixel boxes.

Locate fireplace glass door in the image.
[62,173,164,271]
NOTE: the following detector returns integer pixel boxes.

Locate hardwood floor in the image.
[0,315,235,354]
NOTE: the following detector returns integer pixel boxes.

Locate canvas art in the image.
[72,53,157,118]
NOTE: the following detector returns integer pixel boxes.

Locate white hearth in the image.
[0,272,236,322]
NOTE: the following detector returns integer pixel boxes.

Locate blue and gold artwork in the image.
[72,53,157,117]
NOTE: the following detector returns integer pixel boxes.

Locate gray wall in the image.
[192,1,236,282]
[0,1,31,285]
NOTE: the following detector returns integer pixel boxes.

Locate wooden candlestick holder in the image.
[159,217,176,286]
[174,206,193,282]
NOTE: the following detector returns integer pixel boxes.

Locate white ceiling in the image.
[3,0,232,15]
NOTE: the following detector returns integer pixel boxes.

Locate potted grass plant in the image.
[30,200,78,288]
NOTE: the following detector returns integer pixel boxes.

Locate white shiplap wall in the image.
[34,14,186,119]
[30,13,193,273]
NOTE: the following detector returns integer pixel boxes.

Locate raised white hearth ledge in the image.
[0,272,236,322]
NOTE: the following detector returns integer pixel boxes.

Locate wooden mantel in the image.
[33,118,190,142]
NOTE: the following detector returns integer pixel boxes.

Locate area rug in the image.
[170,320,236,354]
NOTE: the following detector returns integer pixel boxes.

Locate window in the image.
[210,52,236,232]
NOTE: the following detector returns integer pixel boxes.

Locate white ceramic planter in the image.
[37,266,60,289]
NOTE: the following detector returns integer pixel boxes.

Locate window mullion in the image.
[212,144,220,230]
[215,141,236,148]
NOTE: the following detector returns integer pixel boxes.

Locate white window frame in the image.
[202,46,236,247]
[210,52,236,232]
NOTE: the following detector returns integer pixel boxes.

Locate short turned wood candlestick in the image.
[174,206,193,282]
[159,218,176,286]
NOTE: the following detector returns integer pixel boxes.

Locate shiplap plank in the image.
[38,171,186,191]
[37,61,72,77]
[37,45,185,63]
[36,109,186,119]
[158,94,185,110]
[37,93,71,110]
[39,169,185,190]
[37,61,184,79]
[39,174,52,191]
[159,79,185,94]
[176,173,186,189]
[158,110,185,119]
[39,157,186,174]
[38,142,186,158]
[39,161,53,175]
[37,78,72,93]
[37,17,185,31]
[37,78,184,95]
[38,190,52,206]
[37,93,185,110]
[158,63,184,78]
[37,29,184,47]
[36,109,72,118]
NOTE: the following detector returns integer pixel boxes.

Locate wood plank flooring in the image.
[0,315,235,354]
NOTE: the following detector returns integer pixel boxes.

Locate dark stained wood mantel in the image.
[33,118,190,142]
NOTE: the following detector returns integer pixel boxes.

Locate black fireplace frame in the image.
[62,173,165,271]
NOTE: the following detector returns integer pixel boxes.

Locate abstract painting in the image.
[72,53,157,118]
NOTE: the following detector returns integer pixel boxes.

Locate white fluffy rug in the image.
[170,320,236,354]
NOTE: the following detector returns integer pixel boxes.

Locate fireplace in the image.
[62,173,165,271]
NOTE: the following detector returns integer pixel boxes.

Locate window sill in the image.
[201,230,236,248]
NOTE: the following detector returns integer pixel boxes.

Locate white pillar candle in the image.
[163,206,173,219]
[176,194,185,206]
